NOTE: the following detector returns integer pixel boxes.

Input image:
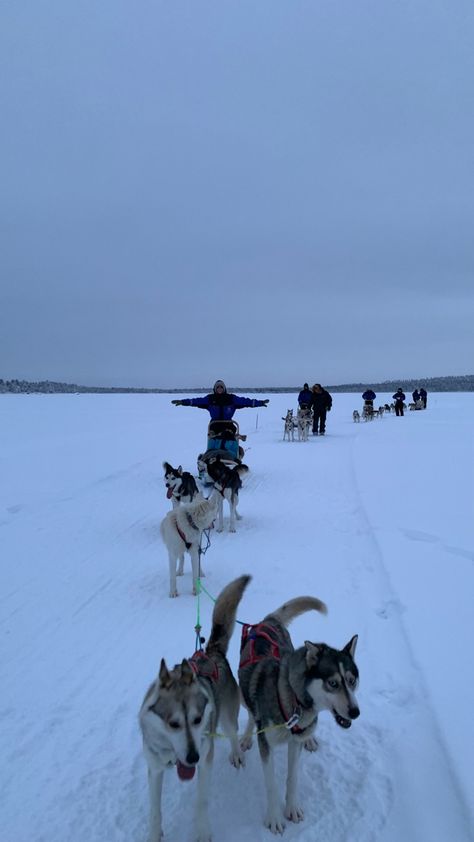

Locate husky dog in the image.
[282,410,295,441]
[239,596,359,834]
[140,575,251,842]
[163,461,202,509]
[352,410,360,423]
[160,494,218,597]
[384,403,391,413]
[204,455,249,533]
[296,407,311,441]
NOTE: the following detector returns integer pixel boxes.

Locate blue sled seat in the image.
[206,437,239,459]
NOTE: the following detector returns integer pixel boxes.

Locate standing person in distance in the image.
[311,383,332,436]
[419,387,427,408]
[412,387,420,404]
[362,388,376,409]
[171,380,269,420]
[392,388,406,416]
[297,382,313,408]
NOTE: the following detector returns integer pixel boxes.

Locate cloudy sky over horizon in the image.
[1,1,473,389]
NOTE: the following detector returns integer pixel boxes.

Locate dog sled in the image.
[198,420,246,484]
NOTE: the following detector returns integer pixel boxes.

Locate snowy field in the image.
[1,391,473,842]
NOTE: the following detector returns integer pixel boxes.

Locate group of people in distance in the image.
[297,383,333,435]
[363,386,428,417]
[170,379,428,432]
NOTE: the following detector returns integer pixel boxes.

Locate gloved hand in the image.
[262,399,269,407]
[171,399,182,406]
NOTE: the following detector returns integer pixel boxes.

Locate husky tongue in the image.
[176,761,196,781]
[166,488,173,499]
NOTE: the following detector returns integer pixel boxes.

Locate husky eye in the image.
[193,716,202,726]
[328,679,339,690]
[347,676,356,687]
[168,720,181,730]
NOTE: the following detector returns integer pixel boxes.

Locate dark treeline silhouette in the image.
[1,375,473,395]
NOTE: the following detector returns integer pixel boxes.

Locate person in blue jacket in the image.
[362,389,376,408]
[171,380,269,420]
[392,388,406,416]
[298,383,313,408]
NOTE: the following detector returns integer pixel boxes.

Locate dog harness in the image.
[189,650,219,684]
[175,512,200,550]
[239,623,309,735]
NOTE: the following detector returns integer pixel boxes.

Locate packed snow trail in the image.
[1,393,472,842]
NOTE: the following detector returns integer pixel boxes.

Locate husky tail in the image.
[235,463,249,478]
[265,596,327,627]
[206,575,251,657]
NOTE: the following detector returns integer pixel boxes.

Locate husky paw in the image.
[236,512,243,520]
[240,735,253,752]
[169,589,178,598]
[285,804,304,823]
[229,749,245,768]
[303,736,319,752]
[216,526,223,533]
[264,813,286,834]
[229,526,236,533]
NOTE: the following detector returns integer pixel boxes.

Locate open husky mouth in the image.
[176,760,196,781]
[333,710,352,729]
[166,487,173,499]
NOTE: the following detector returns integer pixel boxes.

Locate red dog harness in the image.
[239,623,308,735]
[189,650,219,683]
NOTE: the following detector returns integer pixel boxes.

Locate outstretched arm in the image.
[232,396,269,410]
[171,396,211,409]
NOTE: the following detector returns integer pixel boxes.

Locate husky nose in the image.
[186,747,199,765]
[349,706,360,720]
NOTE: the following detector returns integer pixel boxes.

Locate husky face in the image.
[304,635,360,729]
[163,461,183,499]
[143,659,212,780]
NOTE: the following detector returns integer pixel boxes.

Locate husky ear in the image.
[159,658,172,688]
[181,658,195,685]
[304,641,323,667]
[177,465,183,475]
[343,635,358,659]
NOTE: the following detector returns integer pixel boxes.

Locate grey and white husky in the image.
[238,596,360,835]
[160,494,218,598]
[140,575,251,842]
[201,455,249,533]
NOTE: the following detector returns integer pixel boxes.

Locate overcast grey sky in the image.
[1,0,473,388]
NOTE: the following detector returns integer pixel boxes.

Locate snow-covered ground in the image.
[1,392,473,842]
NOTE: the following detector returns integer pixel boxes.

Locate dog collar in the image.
[185,512,199,531]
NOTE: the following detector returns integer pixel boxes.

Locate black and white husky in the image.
[201,455,248,533]
[163,461,202,508]
[238,596,360,834]
[160,494,218,597]
[140,575,250,842]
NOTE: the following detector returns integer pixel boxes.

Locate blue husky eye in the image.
[328,679,339,690]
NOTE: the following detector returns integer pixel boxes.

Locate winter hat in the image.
[213,380,227,393]
[303,383,309,389]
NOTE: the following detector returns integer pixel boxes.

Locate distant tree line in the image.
[1,375,473,394]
